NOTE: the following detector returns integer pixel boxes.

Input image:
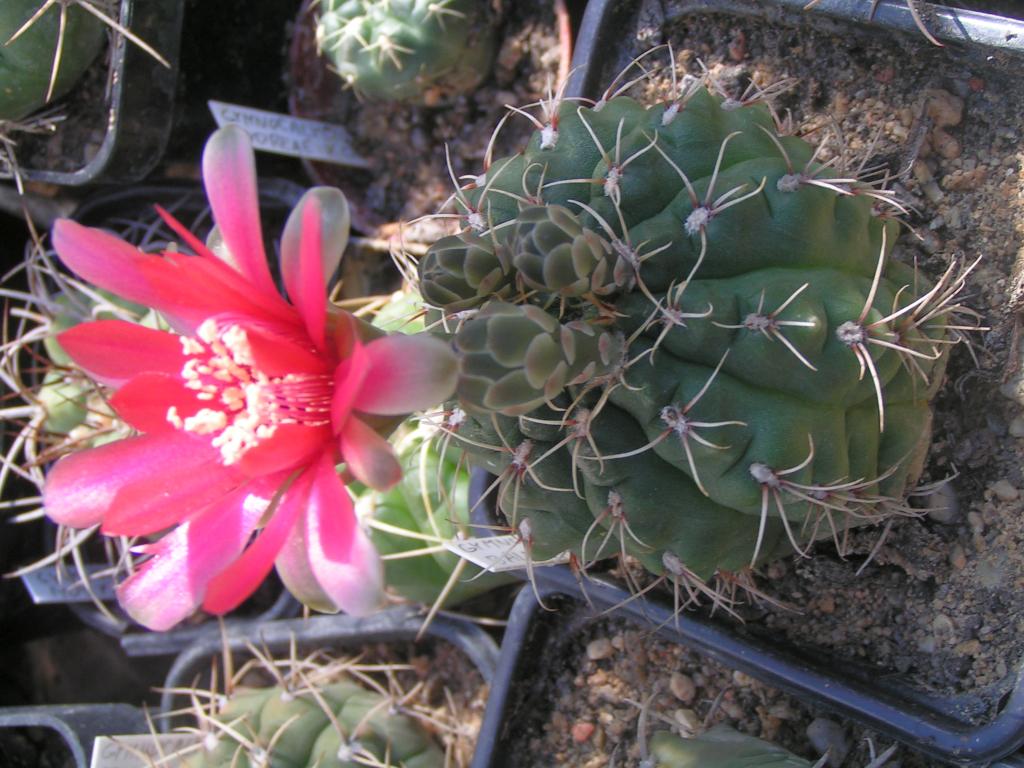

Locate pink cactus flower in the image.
[43,125,457,630]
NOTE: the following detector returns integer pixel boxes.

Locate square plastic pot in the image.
[11,0,184,186]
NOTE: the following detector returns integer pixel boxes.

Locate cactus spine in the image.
[417,60,972,601]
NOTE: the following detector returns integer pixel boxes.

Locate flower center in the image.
[167,319,332,465]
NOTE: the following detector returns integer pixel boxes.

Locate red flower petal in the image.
[339,417,402,492]
[201,125,279,298]
[44,432,243,533]
[281,188,350,352]
[201,465,311,615]
[235,422,333,477]
[52,222,190,330]
[243,321,329,377]
[331,339,370,429]
[116,473,285,630]
[276,454,382,615]
[353,334,457,415]
[108,373,208,434]
[57,320,185,388]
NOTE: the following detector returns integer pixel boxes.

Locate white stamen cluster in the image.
[168,319,332,465]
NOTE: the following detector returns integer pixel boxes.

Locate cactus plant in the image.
[648,726,817,768]
[0,0,106,122]
[181,676,444,768]
[647,726,896,768]
[416,61,974,604]
[315,0,496,103]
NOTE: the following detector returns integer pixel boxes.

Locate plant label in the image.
[208,101,370,168]
[90,734,199,768]
[21,564,117,604]
[444,535,570,572]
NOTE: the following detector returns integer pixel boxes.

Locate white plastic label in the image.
[208,100,369,168]
[91,734,200,768]
[443,535,570,572]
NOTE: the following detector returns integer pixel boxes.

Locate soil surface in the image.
[514,606,928,768]
[288,0,563,236]
[521,2,1024,765]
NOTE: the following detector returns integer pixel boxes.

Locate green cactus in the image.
[37,290,151,443]
[315,0,496,104]
[360,416,517,606]
[0,0,106,122]
[182,677,444,768]
[649,726,816,768]
[417,66,970,599]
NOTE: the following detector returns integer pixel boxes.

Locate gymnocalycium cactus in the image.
[1,0,106,121]
[182,677,444,768]
[417,58,974,605]
[315,0,496,104]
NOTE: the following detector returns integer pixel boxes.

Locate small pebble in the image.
[806,717,850,767]
[990,479,1019,502]
[932,128,962,160]
[817,594,836,614]
[925,89,964,127]
[1009,415,1024,438]
[932,614,955,635]
[586,638,614,661]
[925,482,960,524]
[950,544,967,570]
[732,670,754,687]
[669,672,696,703]
[674,708,700,733]
[571,722,595,743]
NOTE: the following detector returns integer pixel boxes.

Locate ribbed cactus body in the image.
[650,726,814,767]
[184,679,443,768]
[418,79,959,583]
[0,0,105,121]
[316,0,495,103]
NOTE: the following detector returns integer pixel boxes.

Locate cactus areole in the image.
[0,0,106,122]
[418,72,969,594]
[315,0,496,103]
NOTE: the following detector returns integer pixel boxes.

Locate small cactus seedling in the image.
[416,51,977,611]
[315,0,497,103]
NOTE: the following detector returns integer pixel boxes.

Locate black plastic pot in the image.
[0,703,146,768]
[11,0,184,186]
[472,568,1024,767]
[18,180,308,653]
[158,606,501,765]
